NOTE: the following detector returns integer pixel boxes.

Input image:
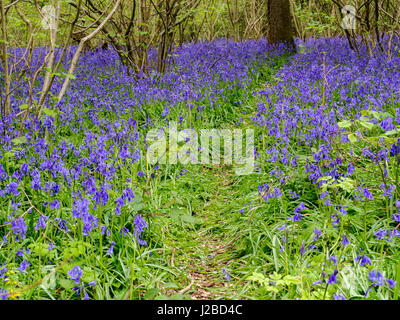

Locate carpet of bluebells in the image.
[1,36,400,300]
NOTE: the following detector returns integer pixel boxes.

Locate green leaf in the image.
[143,287,159,300]
[348,134,357,143]
[3,151,15,158]
[42,108,57,118]
[162,282,179,289]
[385,129,400,136]
[127,196,146,212]
[247,272,267,284]
[82,267,96,283]
[337,120,352,128]
[12,136,27,145]
[63,72,76,80]
[358,120,374,130]
[58,278,76,290]
[180,215,203,225]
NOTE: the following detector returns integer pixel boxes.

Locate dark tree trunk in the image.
[267,0,296,52]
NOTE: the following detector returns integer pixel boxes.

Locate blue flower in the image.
[133,214,147,246]
[300,241,306,256]
[333,293,346,300]
[327,270,338,285]
[11,216,27,241]
[68,266,83,285]
[341,234,350,248]
[34,214,49,231]
[19,259,30,272]
[363,188,374,200]
[374,229,387,240]
[0,289,9,300]
[387,279,397,288]
[356,255,371,266]
[368,270,384,286]
[329,255,337,265]
[222,268,230,281]
[107,241,116,256]
[313,229,322,241]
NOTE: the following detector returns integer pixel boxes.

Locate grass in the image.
[2,41,400,300]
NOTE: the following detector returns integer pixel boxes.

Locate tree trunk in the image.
[0,0,10,116]
[266,0,296,52]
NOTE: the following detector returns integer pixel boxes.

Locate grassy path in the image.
[143,57,290,300]
[168,167,238,299]
[150,163,261,300]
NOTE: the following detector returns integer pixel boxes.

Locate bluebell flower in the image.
[374,229,387,240]
[133,214,147,246]
[222,268,230,281]
[34,214,49,231]
[329,255,337,265]
[0,289,9,300]
[107,241,116,256]
[68,266,83,285]
[363,188,374,200]
[11,216,27,241]
[356,255,372,266]
[300,241,306,256]
[19,259,30,272]
[333,293,346,300]
[368,270,384,286]
[342,234,350,248]
[327,270,338,285]
[313,229,322,241]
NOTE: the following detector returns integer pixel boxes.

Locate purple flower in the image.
[5,181,19,196]
[363,188,374,200]
[366,270,396,297]
[356,255,372,266]
[107,241,116,256]
[387,279,397,288]
[374,229,387,240]
[368,270,384,286]
[133,214,147,246]
[333,293,346,300]
[329,255,337,265]
[0,289,9,300]
[327,270,338,285]
[18,259,30,272]
[68,266,83,285]
[313,229,322,241]
[11,216,27,241]
[300,241,306,256]
[50,199,60,210]
[342,234,350,248]
[278,224,286,231]
[222,267,230,281]
[34,215,49,231]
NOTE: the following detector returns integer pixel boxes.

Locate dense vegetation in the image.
[1,0,400,301]
[0,35,400,300]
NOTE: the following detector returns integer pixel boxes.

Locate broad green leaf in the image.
[385,129,400,136]
[358,120,374,130]
[348,134,357,143]
[337,120,352,128]
[42,108,57,118]
[12,136,27,145]
[63,72,76,80]
[58,278,76,290]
